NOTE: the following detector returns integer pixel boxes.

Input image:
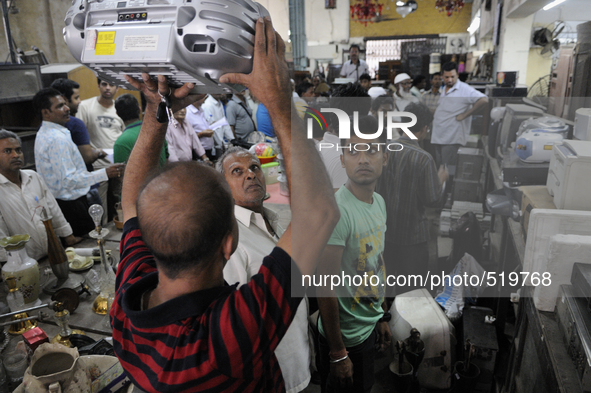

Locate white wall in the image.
[244,0,350,49]
[257,0,290,42]
[256,0,349,73]
[305,0,350,45]
[497,12,534,84]
[303,0,351,74]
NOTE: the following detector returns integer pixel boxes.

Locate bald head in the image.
[137,162,235,278]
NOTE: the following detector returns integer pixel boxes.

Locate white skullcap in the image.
[368,87,388,98]
[394,73,411,85]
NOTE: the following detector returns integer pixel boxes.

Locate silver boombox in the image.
[63,0,269,93]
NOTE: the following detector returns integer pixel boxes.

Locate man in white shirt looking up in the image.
[216,146,311,393]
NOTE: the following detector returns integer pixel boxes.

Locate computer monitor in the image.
[0,64,43,104]
[497,103,544,156]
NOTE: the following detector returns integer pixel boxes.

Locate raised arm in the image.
[120,75,199,221]
[220,17,339,276]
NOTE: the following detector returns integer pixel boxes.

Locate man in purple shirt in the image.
[166,107,211,165]
[185,96,216,161]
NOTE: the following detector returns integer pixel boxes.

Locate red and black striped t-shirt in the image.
[111,217,302,392]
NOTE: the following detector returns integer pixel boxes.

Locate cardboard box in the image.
[453,179,481,203]
[456,148,484,181]
[520,185,556,237]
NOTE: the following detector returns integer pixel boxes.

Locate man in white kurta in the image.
[0,130,78,262]
[217,147,311,393]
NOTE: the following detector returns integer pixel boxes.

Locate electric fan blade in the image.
[553,24,565,38]
[541,43,553,55]
[543,29,553,43]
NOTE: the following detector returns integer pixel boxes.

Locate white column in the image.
[496,13,534,84]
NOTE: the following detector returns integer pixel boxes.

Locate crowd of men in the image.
[0,22,487,392]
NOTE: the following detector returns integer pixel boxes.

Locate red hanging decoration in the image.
[435,0,464,17]
[350,0,384,26]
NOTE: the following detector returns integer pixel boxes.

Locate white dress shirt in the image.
[432,80,486,146]
[34,121,108,201]
[339,59,370,80]
[201,95,234,148]
[0,170,73,261]
[185,105,215,152]
[318,132,348,189]
[223,205,311,393]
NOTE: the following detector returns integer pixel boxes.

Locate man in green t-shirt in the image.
[317,115,391,393]
[113,94,168,167]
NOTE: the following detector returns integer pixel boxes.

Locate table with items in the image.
[0,201,292,391]
[482,136,583,393]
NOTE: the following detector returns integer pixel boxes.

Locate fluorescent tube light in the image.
[467,16,481,35]
[543,0,567,11]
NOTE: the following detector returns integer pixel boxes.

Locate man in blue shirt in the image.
[50,79,107,172]
[33,88,124,236]
[256,102,275,137]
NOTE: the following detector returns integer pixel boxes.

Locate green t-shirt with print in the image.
[318,185,387,348]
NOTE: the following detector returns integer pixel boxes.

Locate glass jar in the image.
[5,277,24,313]
[0,235,40,305]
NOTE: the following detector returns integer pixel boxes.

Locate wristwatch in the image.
[379,311,391,323]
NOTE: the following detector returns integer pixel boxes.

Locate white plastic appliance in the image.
[390,288,456,390]
[546,140,591,210]
[515,129,565,163]
[574,108,591,141]
[516,116,569,138]
[63,0,270,94]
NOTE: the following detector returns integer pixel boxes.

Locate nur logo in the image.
[305,108,418,141]
[304,106,329,132]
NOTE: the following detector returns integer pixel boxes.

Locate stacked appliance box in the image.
[452,147,485,203]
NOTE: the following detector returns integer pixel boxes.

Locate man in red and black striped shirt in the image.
[110,17,340,393]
